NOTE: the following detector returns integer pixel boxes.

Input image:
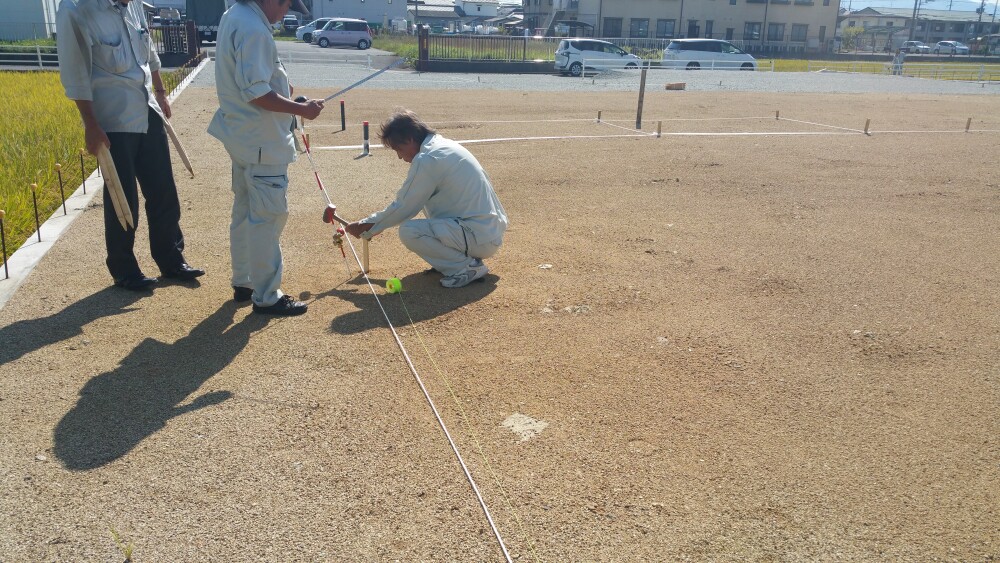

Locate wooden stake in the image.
[597,110,601,123]
[965,117,972,132]
[776,110,780,120]
[635,68,647,130]
[656,121,662,138]
[864,118,871,135]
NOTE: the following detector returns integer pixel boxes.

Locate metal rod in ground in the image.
[361,121,370,157]
[636,68,647,130]
[0,210,8,279]
[79,149,87,194]
[55,163,67,215]
[340,100,346,131]
[864,118,871,135]
[597,110,601,123]
[362,238,370,273]
[657,120,662,138]
[776,110,780,120]
[30,184,41,242]
[965,117,972,132]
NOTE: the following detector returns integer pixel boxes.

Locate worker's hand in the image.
[345,221,374,238]
[298,99,325,120]
[155,90,172,119]
[84,124,111,156]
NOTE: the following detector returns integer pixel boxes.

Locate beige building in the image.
[838,7,1000,48]
[523,0,842,53]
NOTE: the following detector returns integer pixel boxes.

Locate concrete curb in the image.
[0,56,210,312]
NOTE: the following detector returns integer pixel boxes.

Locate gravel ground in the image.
[193,59,1000,95]
[1,64,998,561]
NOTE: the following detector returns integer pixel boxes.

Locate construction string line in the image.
[299,111,512,560]
[389,291,542,563]
[336,233,513,562]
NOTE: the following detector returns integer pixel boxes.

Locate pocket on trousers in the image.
[248,174,288,223]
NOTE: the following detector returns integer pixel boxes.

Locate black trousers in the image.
[103,108,186,281]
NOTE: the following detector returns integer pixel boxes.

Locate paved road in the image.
[191,55,1000,96]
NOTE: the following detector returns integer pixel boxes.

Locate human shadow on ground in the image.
[0,288,145,368]
[53,303,268,471]
[323,271,497,335]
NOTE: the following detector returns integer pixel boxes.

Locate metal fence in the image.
[0,45,58,68]
[424,34,837,63]
[806,60,1000,80]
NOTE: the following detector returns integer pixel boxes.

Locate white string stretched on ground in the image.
[304,116,777,128]
[777,116,866,133]
[314,132,651,151]
[597,119,658,136]
[335,234,513,563]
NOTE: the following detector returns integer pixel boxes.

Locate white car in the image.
[295,18,333,43]
[662,39,756,70]
[933,41,969,55]
[312,18,373,50]
[554,39,644,77]
[900,41,931,54]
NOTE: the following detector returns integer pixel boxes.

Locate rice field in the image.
[0,71,94,255]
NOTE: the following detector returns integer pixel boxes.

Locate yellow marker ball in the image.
[385,278,402,294]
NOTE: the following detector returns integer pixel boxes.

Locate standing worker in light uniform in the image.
[346,110,508,288]
[57,0,205,291]
[209,0,324,316]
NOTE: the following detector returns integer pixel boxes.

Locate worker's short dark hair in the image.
[379,109,436,149]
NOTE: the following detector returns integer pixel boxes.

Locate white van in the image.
[312,18,374,50]
[554,39,644,76]
[662,39,757,70]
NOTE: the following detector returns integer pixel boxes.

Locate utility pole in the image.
[909,0,919,40]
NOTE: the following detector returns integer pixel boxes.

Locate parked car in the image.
[934,41,969,55]
[554,39,644,76]
[282,15,300,33]
[312,18,373,50]
[662,38,756,70]
[295,18,333,43]
[900,41,931,54]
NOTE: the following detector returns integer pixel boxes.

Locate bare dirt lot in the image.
[1,85,998,560]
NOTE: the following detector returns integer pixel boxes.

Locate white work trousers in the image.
[229,159,289,307]
[398,218,501,276]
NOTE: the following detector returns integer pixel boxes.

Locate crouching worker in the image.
[345,109,509,288]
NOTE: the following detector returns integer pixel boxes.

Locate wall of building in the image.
[0,0,58,40]
[311,0,407,26]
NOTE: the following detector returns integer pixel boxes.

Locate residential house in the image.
[308,0,407,29]
[838,7,999,49]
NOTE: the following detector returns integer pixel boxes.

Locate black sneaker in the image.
[233,286,253,303]
[252,294,307,316]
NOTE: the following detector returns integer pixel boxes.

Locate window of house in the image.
[767,22,784,41]
[823,0,830,5]
[604,17,622,37]
[629,18,649,37]
[819,25,826,42]
[744,21,761,40]
[886,21,893,26]
[791,23,807,41]
[656,19,676,38]
[725,27,734,40]
[705,20,713,38]
[730,0,736,5]
[848,20,856,27]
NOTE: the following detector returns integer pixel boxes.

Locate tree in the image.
[842,26,865,51]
